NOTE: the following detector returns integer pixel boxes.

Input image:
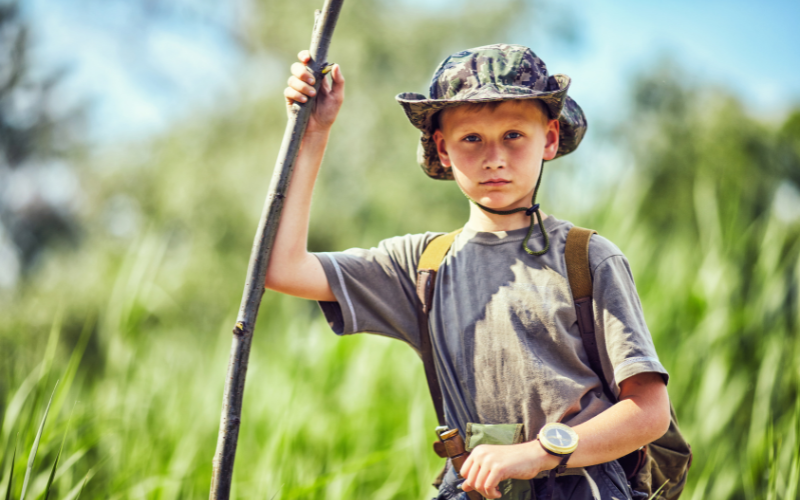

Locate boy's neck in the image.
[466,203,548,233]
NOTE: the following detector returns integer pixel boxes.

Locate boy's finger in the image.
[330,64,345,85]
[464,463,480,492]
[482,471,502,499]
[460,455,473,478]
[474,467,491,497]
[284,87,308,104]
[297,50,311,63]
[331,66,345,102]
[287,75,316,97]
[290,63,315,85]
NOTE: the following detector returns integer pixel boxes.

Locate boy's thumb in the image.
[331,64,345,84]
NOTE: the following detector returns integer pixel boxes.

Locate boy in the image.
[268,44,671,500]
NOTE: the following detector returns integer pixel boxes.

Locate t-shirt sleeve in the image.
[313,232,441,351]
[588,236,669,395]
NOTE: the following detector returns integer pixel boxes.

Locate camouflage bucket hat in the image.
[396,44,587,180]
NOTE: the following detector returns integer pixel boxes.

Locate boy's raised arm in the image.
[264,51,345,302]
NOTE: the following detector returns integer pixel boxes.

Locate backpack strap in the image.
[565,226,617,403]
[416,229,461,426]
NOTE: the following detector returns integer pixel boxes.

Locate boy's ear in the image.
[542,119,560,161]
[432,129,452,167]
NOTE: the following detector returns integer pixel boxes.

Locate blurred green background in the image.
[1,0,800,498]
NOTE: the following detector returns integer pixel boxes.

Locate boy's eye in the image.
[505,132,522,139]
[463,135,481,143]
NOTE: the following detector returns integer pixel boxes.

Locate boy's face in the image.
[432,100,559,211]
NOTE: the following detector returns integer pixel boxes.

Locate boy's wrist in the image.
[300,127,332,154]
[304,126,331,139]
[530,439,563,471]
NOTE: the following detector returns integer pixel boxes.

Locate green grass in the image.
[3,209,800,498]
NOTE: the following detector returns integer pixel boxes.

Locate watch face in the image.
[539,423,579,455]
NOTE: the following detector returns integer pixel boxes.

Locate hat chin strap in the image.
[471,163,550,256]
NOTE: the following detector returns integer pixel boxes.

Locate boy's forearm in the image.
[460,373,670,499]
[264,128,335,301]
[519,375,670,469]
[565,373,671,468]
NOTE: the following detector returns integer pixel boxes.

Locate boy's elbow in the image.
[264,266,290,292]
[264,250,303,292]
[620,372,671,442]
[652,401,671,440]
[646,379,671,442]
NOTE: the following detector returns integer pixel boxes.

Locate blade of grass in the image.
[40,451,61,500]
[73,478,86,500]
[4,439,16,500]
[48,449,87,489]
[49,317,94,431]
[648,479,669,499]
[1,365,42,445]
[61,468,93,500]
[42,402,74,500]
[28,312,63,424]
[19,381,58,500]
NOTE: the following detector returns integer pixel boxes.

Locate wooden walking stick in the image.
[209,1,345,498]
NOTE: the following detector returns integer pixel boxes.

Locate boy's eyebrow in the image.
[447,118,537,134]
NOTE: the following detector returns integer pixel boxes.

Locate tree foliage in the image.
[0,1,81,275]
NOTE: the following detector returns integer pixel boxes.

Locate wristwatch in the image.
[537,422,579,474]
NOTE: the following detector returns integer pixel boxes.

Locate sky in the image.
[534,0,800,124]
[22,0,247,143]
[20,0,800,142]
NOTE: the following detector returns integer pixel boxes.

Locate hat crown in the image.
[430,44,550,100]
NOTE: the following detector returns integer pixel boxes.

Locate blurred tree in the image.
[0,0,82,281]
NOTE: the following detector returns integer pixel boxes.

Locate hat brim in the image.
[395,74,587,180]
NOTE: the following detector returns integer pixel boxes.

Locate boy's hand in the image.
[459,441,559,499]
[284,50,345,134]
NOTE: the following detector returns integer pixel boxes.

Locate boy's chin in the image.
[474,195,530,211]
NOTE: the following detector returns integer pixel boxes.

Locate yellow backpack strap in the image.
[418,229,462,273]
[415,229,461,428]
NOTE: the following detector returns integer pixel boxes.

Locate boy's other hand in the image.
[285,50,345,133]
[459,441,559,499]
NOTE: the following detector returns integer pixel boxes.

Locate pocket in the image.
[466,422,525,450]
[496,478,532,500]
[465,422,530,500]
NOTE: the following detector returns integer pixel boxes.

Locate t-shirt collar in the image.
[461,215,564,245]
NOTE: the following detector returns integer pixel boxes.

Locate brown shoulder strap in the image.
[565,226,617,403]
[565,227,595,300]
[416,230,461,426]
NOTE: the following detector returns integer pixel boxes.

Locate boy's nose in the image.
[482,142,506,169]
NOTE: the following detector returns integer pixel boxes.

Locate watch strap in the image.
[547,453,573,495]
[556,453,571,474]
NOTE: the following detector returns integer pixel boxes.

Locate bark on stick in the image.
[209,2,344,498]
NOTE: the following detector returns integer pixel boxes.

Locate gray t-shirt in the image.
[315,215,667,440]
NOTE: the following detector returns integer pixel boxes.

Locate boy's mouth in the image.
[481,178,511,187]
